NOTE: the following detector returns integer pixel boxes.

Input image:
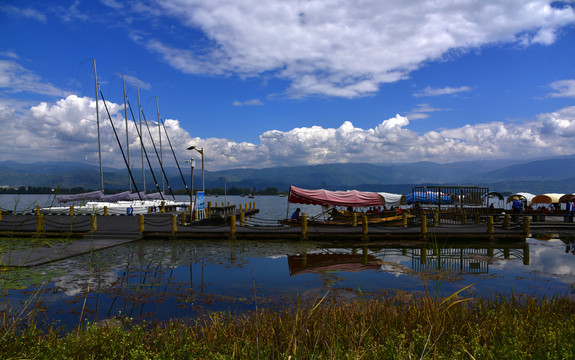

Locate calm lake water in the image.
[1,194,574,330]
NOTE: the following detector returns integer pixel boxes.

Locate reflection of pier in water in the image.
[288,243,530,276]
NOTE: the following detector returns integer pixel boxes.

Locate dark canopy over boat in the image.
[288,185,384,207]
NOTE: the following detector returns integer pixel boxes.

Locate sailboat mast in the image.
[137,87,145,192]
[122,74,131,191]
[92,59,104,193]
[156,96,164,193]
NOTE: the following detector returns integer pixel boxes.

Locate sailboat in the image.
[41,60,189,215]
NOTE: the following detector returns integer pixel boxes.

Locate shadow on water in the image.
[2,235,575,332]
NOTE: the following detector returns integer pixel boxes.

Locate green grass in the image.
[0,237,76,254]
[1,293,575,359]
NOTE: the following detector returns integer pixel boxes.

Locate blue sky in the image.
[1,0,575,171]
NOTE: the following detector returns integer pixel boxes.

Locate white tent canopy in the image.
[532,193,564,204]
[377,192,407,207]
[506,192,536,206]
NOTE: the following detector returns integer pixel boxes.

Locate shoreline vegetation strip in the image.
[2,294,575,359]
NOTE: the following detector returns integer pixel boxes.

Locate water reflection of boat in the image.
[288,253,381,276]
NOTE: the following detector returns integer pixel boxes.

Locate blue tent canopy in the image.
[405,191,455,205]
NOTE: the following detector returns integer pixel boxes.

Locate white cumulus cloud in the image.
[138,0,575,98]
[3,95,575,170]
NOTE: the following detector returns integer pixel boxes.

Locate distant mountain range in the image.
[1,155,575,194]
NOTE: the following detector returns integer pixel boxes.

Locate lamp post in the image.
[185,158,195,221]
[187,146,204,193]
[219,177,227,204]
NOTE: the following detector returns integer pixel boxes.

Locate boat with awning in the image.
[285,185,407,226]
[288,185,384,207]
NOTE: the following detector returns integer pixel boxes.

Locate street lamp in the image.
[187,146,204,193]
[185,158,195,221]
[218,177,227,204]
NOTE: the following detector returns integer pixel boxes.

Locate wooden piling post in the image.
[461,211,467,224]
[474,213,480,224]
[433,210,439,227]
[230,215,237,240]
[90,214,97,232]
[240,211,245,226]
[352,213,358,227]
[301,213,308,240]
[36,213,43,234]
[161,201,165,213]
[362,215,369,240]
[36,205,40,215]
[138,214,145,232]
[239,204,243,213]
[487,216,494,235]
[103,206,108,216]
[402,212,408,227]
[69,205,74,216]
[362,247,368,264]
[421,215,427,235]
[171,215,177,237]
[181,211,187,226]
[523,216,530,237]
[503,214,510,229]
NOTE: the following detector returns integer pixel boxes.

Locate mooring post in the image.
[421,215,427,236]
[138,214,145,232]
[523,216,530,237]
[239,204,243,213]
[301,213,308,240]
[362,247,368,264]
[36,213,43,234]
[433,210,439,227]
[240,211,245,226]
[362,215,369,240]
[103,206,108,216]
[230,214,237,240]
[171,215,177,237]
[161,201,165,213]
[69,205,74,216]
[503,214,510,229]
[352,213,358,227]
[487,216,494,234]
[36,205,40,215]
[91,214,97,232]
[402,212,408,227]
[181,211,187,226]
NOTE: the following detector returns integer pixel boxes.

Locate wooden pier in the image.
[1,210,569,267]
